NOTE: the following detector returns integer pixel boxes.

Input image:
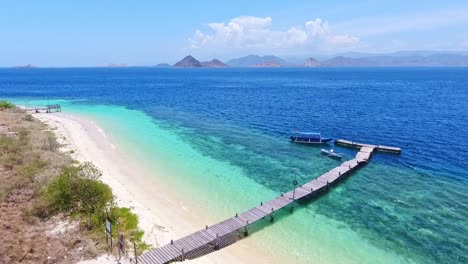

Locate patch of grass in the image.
[18,158,48,179]
[0,135,22,154]
[0,137,23,169]
[0,186,9,201]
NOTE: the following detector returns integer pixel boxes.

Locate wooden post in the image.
[133,241,138,264]
[269,208,275,223]
[291,172,298,212]
[215,233,220,250]
[118,240,121,260]
[116,221,120,260]
[244,220,249,236]
[292,174,298,201]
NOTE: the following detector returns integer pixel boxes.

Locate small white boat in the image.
[321,148,343,159]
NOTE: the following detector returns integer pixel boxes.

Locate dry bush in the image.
[42,135,60,152]
[23,114,33,121]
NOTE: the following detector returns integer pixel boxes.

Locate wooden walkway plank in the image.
[138,253,153,264]
[302,180,326,191]
[166,243,186,256]
[199,229,218,241]
[175,237,198,252]
[205,227,220,238]
[147,249,169,264]
[257,204,274,215]
[231,216,248,228]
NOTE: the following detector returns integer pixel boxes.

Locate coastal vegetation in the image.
[0,102,148,263]
[0,100,14,109]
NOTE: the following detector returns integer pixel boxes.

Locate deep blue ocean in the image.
[1,67,467,263]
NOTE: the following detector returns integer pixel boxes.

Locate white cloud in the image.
[189,16,359,51]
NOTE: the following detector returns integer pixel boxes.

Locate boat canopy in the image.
[291,132,322,138]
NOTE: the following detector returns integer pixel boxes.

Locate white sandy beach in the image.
[34,112,262,264]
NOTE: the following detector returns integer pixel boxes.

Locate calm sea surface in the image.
[1,67,467,263]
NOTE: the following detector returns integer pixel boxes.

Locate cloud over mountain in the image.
[189,16,359,51]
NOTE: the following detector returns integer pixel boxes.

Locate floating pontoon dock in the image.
[138,142,399,264]
[335,139,401,154]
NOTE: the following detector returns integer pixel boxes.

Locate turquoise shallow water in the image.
[58,103,418,264]
[2,67,468,263]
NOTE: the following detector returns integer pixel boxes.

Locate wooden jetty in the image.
[335,139,401,154]
[138,143,398,264]
[25,104,61,113]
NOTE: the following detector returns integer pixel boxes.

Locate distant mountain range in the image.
[226,55,290,67]
[319,54,468,67]
[167,52,468,68]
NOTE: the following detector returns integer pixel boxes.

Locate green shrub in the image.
[108,207,150,252]
[0,101,14,109]
[45,163,113,214]
[42,162,148,253]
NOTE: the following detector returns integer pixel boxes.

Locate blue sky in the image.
[1,0,468,66]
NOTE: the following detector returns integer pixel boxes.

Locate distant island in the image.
[303,57,321,67]
[156,63,171,67]
[173,55,202,68]
[173,55,227,68]
[170,51,468,68]
[14,64,38,68]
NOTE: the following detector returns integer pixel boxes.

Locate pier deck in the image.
[139,144,393,264]
[25,104,61,113]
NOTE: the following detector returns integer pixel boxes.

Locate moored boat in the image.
[321,148,344,159]
[290,132,333,144]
